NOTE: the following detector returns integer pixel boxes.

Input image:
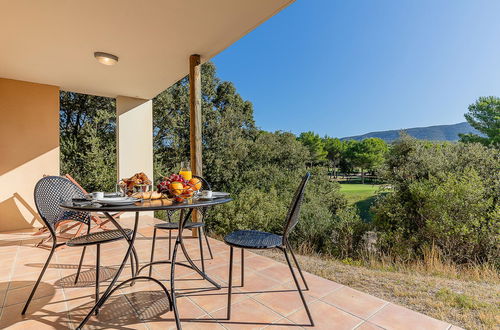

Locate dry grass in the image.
[359,244,500,283]
[256,249,500,330]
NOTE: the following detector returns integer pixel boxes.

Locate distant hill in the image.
[341,122,480,142]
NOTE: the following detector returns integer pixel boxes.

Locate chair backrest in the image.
[193,175,212,191]
[283,172,310,243]
[34,176,90,234]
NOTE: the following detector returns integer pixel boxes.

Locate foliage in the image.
[373,135,500,264]
[297,131,328,165]
[153,62,258,191]
[208,167,352,255]
[348,138,387,172]
[341,138,388,182]
[60,91,116,191]
[58,61,499,270]
[323,137,345,168]
[459,96,500,147]
[295,135,389,175]
[329,207,370,258]
[152,63,353,255]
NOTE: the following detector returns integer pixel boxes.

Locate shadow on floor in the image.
[0,281,67,328]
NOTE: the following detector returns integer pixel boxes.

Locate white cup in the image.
[201,190,212,198]
[92,192,104,200]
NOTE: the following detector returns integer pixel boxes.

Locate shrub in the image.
[329,207,370,258]
[373,135,499,264]
[208,167,352,256]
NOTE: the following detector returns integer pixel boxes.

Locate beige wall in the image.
[116,96,153,181]
[116,96,153,218]
[0,78,60,231]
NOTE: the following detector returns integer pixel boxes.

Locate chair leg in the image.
[241,248,244,287]
[282,247,314,326]
[149,227,157,277]
[95,244,100,315]
[198,227,205,272]
[287,242,309,290]
[227,246,234,320]
[22,242,56,315]
[74,246,86,284]
[202,227,214,259]
[75,221,91,284]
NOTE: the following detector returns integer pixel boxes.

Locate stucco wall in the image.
[0,78,60,231]
[116,96,153,218]
[116,96,153,181]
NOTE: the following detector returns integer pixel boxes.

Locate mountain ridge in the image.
[341,122,480,142]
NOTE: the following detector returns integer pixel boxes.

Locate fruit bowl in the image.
[117,183,153,197]
[168,186,196,202]
[157,173,203,202]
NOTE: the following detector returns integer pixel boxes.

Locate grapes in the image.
[157,172,189,193]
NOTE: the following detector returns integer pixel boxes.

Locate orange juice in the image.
[179,169,192,181]
[179,161,192,181]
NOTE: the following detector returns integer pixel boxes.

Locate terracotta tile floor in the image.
[0,216,459,329]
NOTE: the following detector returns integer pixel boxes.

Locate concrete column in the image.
[116,96,153,181]
[116,96,153,218]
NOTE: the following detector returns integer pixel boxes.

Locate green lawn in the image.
[339,183,382,221]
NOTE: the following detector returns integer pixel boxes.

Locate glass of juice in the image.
[179,161,192,181]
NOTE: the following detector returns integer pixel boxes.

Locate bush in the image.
[207,167,353,256]
[329,207,370,258]
[373,136,499,264]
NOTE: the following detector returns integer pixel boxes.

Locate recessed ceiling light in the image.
[94,52,118,65]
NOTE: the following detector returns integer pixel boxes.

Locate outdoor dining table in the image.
[61,197,232,330]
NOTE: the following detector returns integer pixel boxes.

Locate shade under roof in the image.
[0,0,294,99]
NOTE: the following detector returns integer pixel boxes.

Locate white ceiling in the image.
[0,0,294,99]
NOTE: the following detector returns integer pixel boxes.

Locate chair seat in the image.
[224,230,283,249]
[154,221,205,230]
[66,229,132,246]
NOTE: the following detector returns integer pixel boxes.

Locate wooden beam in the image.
[189,54,202,236]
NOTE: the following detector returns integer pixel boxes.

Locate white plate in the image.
[95,197,140,205]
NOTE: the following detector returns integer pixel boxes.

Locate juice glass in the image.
[179,161,192,181]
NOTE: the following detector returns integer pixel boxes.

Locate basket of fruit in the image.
[118,172,162,200]
[157,173,203,202]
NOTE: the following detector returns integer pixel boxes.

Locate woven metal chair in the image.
[149,175,214,275]
[224,172,314,326]
[22,176,134,315]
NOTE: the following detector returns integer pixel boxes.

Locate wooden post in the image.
[189,54,202,237]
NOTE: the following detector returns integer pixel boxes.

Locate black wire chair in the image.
[224,172,314,326]
[22,176,134,316]
[148,175,214,276]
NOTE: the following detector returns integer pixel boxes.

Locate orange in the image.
[170,181,184,195]
[189,178,202,191]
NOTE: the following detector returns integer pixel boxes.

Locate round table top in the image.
[60,197,232,213]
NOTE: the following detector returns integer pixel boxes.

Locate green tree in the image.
[459,96,500,147]
[323,137,345,177]
[297,131,328,166]
[153,62,257,191]
[60,91,116,191]
[345,138,388,183]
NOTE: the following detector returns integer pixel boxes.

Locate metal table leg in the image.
[76,212,173,329]
[138,207,221,288]
[168,207,223,330]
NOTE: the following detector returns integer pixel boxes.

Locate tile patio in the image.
[0,216,458,329]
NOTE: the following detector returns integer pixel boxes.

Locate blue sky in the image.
[213,0,500,138]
